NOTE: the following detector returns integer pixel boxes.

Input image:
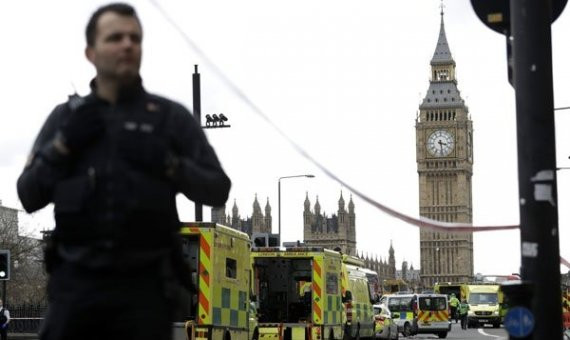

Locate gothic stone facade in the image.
[357,244,397,284]
[303,192,356,256]
[211,195,272,237]
[303,192,396,282]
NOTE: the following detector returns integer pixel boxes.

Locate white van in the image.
[380,293,451,338]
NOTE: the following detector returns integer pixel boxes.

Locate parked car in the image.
[373,304,399,339]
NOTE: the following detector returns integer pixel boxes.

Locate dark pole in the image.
[193,65,203,222]
[2,281,5,306]
[511,0,562,339]
[278,179,281,246]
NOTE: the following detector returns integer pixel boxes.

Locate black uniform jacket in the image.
[17,80,231,253]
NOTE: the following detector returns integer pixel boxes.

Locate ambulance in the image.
[434,282,501,328]
[341,255,377,339]
[251,246,345,339]
[172,222,254,340]
[464,284,501,328]
[382,278,409,295]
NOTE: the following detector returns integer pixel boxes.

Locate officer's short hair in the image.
[85,3,141,47]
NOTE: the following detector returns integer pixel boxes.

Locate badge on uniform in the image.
[146,101,160,112]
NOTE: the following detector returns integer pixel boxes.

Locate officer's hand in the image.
[118,130,178,178]
[60,105,105,154]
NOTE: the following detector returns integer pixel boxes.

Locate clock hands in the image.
[438,139,448,155]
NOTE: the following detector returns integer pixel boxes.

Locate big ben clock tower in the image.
[416,9,474,288]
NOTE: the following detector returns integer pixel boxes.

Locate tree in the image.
[0,205,47,305]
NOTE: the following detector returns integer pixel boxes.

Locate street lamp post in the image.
[278,174,315,246]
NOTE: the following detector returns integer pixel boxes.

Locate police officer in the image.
[449,293,460,323]
[459,299,470,330]
[17,3,230,340]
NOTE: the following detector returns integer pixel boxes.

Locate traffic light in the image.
[0,250,10,280]
[470,0,567,86]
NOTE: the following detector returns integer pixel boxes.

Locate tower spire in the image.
[431,2,453,66]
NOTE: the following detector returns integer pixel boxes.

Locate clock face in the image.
[427,130,454,157]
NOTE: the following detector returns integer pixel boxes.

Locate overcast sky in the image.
[0,0,568,276]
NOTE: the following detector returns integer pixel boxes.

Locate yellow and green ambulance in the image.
[251,246,345,339]
[173,222,253,340]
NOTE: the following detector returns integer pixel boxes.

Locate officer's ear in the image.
[85,46,95,65]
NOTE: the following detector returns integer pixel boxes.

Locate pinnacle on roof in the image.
[431,6,454,65]
[253,194,261,212]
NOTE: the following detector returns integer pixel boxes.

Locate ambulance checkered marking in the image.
[222,287,231,308]
[230,310,239,327]
[239,291,247,311]
[212,287,248,327]
[324,295,342,325]
[213,308,222,325]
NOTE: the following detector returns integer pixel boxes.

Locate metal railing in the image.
[6,304,46,334]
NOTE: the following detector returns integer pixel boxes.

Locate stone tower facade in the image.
[211,195,272,237]
[415,10,474,287]
[303,191,357,256]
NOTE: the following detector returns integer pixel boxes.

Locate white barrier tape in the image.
[561,256,570,269]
